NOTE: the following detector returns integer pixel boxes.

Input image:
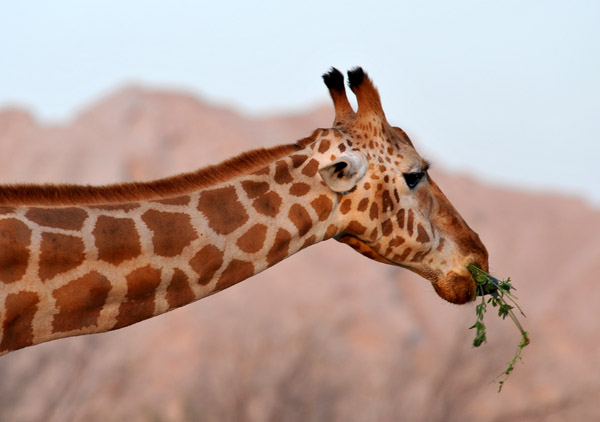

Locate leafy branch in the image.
[468,265,530,392]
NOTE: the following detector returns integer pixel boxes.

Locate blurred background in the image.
[0,1,599,421]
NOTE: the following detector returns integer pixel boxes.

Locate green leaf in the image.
[467,265,529,392]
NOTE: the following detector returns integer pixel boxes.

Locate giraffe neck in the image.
[0,149,339,354]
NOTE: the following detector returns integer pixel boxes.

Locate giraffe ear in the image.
[318,152,368,194]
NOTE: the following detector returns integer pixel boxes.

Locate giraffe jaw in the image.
[336,235,476,304]
[336,235,396,265]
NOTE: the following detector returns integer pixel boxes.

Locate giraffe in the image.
[0,68,488,355]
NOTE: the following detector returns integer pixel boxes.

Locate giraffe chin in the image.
[336,235,476,304]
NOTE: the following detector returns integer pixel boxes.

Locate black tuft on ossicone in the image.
[322,67,345,92]
[347,67,365,90]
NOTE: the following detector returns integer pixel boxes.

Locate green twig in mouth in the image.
[468,265,530,392]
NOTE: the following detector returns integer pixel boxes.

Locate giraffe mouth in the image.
[336,234,476,304]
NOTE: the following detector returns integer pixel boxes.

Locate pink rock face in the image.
[0,87,598,421]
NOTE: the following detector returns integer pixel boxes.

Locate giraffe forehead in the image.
[317,126,421,174]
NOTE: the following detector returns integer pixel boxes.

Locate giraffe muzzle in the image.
[431,270,477,304]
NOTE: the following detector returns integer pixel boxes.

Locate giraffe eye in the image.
[403,171,425,189]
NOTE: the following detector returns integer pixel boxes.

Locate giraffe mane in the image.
[0,140,317,206]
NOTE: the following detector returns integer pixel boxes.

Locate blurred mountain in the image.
[0,87,598,422]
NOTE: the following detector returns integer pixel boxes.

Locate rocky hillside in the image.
[0,88,598,421]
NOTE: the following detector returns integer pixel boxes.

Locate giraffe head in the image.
[314,68,488,304]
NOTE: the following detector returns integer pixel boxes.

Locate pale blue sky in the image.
[1,0,599,204]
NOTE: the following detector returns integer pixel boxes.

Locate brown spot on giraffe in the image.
[411,248,432,263]
[166,268,195,310]
[416,224,431,243]
[389,236,405,247]
[252,191,282,217]
[266,228,292,267]
[346,221,367,236]
[252,166,270,176]
[407,209,415,237]
[396,209,405,229]
[381,190,394,213]
[252,166,271,176]
[397,247,412,262]
[39,233,85,281]
[114,265,162,330]
[0,291,39,352]
[302,235,317,249]
[0,219,31,284]
[318,139,330,153]
[325,224,338,238]
[141,210,198,257]
[289,182,311,197]
[0,207,15,215]
[215,259,254,292]
[25,207,88,231]
[381,218,393,237]
[156,196,191,206]
[93,216,142,265]
[310,195,333,221]
[340,199,352,214]
[290,154,308,168]
[274,160,293,184]
[236,224,268,253]
[288,204,313,237]
[369,202,379,221]
[198,186,249,235]
[52,272,112,333]
[369,227,379,242]
[301,159,319,177]
[436,237,445,251]
[241,181,269,199]
[189,244,224,286]
[357,198,369,212]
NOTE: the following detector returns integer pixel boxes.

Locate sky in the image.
[1,0,599,205]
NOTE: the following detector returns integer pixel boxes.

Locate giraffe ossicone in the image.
[0,67,488,355]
